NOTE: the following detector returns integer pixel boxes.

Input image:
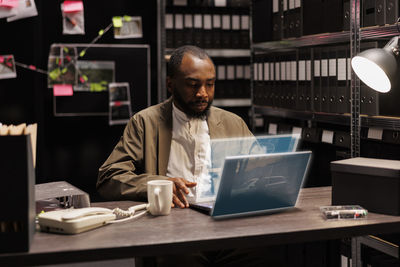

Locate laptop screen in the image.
[211,151,311,219]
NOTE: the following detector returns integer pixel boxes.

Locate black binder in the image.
[343,0,350,31]
[336,44,350,114]
[385,0,398,25]
[221,14,232,48]
[328,46,338,114]
[212,14,222,48]
[239,13,250,48]
[312,47,322,112]
[203,14,213,48]
[183,13,194,45]
[252,0,272,42]
[272,0,283,40]
[363,0,377,27]
[297,48,309,111]
[303,0,322,35]
[193,13,204,47]
[231,14,241,48]
[0,135,35,253]
[174,13,185,47]
[360,41,379,115]
[320,47,330,113]
[322,0,343,33]
[166,13,174,48]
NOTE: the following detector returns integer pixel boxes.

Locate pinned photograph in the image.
[61,0,85,35]
[113,16,143,39]
[7,0,38,22]
[75,61,115,92]
[47,45,78,87]
[0,3,17,19]
[0,55,17,79]
[108,82,132,125]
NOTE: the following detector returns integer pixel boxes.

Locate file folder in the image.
[362,0,376,27]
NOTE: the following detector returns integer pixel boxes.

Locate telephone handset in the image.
[38,205,148,234]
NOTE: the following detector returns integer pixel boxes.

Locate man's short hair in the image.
[167,45,213,78]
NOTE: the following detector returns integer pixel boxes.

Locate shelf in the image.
[252,31,350,52]
[252,23,400,53]
[254,105,400,130]
[213,98,251,107]
[361,24,400,40]
[165,48,250,59]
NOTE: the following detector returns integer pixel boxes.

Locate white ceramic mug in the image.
[147,180,173,216]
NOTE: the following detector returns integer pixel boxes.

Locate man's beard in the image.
[173,91,212,119]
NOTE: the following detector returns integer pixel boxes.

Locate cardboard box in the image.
[331,157,400,215]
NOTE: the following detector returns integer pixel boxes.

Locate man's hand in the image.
[167,177,197,208]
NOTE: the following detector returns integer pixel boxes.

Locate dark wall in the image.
[0,1,158,200]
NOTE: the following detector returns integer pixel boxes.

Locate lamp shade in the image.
[351,37,400,93]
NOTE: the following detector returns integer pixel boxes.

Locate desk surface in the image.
[2,186,400,266]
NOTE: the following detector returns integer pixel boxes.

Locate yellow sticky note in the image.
[61,67,68,74]
[49,68,61,80]
[123,15,131,22]
[98,29,104,36]
[112,16,123,28]
[79,50,86,57]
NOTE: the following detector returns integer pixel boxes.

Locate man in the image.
[97,45,253,208]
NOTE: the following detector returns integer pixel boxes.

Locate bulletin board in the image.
[52,44,150,116]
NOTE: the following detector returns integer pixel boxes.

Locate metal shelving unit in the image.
[251,21,400,132]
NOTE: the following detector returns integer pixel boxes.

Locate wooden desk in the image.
[1,187,400,266]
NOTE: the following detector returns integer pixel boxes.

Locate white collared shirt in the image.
[166,103,211,202]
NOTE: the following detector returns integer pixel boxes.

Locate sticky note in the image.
[0,56,4,63]
[123,15,131,22]
[98,29,104,36]
[28,65,36,70]
[49,68,61,80]
[0,0,19,8]
[53,84,73,96]
[112,16,123,28]
[63,1,83,13]
[79,50,86,57]
[61,67,68,74]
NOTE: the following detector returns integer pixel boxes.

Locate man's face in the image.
[167,53,216,118]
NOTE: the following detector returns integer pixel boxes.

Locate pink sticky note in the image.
[28,65,36,70]
[0,56,4,63]
[0,0,19,8]
[63,1,83,13]
[53,84,73,96]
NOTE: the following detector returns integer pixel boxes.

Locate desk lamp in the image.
[351,36,400,93]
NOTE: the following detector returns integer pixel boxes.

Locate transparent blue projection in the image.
[212,151,311,218]
[198,134,301,200]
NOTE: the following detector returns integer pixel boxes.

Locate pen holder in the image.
[0,135,35,252]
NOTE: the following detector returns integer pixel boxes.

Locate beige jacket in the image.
[97,98,253,201]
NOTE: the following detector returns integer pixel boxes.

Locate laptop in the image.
[190,151,312,219]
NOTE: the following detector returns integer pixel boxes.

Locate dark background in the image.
[0,0,158,200]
